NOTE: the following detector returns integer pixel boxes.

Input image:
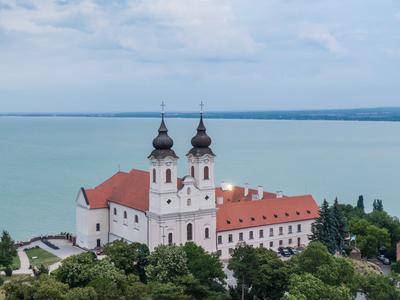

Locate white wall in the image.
[75,191,109,249]
[109,202,148,245]
[216,219,314,260]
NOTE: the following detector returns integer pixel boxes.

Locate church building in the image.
[75,110,319,259]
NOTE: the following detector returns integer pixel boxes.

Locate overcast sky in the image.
[0,0,399,112]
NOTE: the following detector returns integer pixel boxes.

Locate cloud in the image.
[299,25,345,54]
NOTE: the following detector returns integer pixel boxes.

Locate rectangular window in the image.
[259,229,264,238]
[239,232,243,241]
[269,241,273,248]
[297,224,302,232]
[217,250,222,256]
[249,231,254,240]
[260,243,263,248]
[279,240,283,246]
[228,234,233,243]
[96,223,100,232]
[288,225,292,234]
[279,227,283,235]
[96,239,101,248]
[218,236,222,244]
[289,238,292,245]
[229,248,234,255]
[269,228,274,237]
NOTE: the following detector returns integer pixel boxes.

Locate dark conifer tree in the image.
[331,198,348,252]
[356,195,365,213]
[373,199,384,211]
[311,199,337,254]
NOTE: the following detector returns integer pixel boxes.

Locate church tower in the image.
[148,104,179,215]
[186,104,216,211]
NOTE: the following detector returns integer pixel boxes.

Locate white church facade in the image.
[75,111,319,259]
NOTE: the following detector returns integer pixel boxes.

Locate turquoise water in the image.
[1,117,400,240]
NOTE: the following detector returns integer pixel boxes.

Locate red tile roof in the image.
[216,195,319,232]
[215,186,277,204]
[83,169,319,230]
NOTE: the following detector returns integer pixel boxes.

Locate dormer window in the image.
[187,198,191,206]
[191,166,195,177]
[152,168,156,183]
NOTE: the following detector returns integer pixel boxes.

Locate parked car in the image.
[278,247,291,257]
[377,255,390,265]
[286,247,298,255]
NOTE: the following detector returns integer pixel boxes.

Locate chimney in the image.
[277,191,283,198]
[244,183,249,197]
[221,181,229,191]
[257,185,263,200]
[217,197,224,205]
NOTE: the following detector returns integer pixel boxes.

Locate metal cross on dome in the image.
[200,101,204,114]
[161,101,166,114]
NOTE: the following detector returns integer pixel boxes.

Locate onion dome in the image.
[148,114,178,159]
[187,113,215,157]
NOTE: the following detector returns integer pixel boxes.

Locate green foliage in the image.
[311,199,338,253]
[331,198,348,252]
[372,199,384,211]
[88,278,123,300]
[283,273,353,300]
[53,252,97,287]
[103,240,149,282]
[356,195,365,212]
[0,276,4,286]
[3,276,37,300]
[182,242,226,291]
[296,242,333,274]
[4,266,12,277]
[148,281,190,300]
[391,261,400,274]
[359,273,400,300]
[34,275,69,300]
[88,259,126,283]
[0,231,17,268]
[63,287,97,300]
[146,245,190,283]
[33,264,49,277]
[228,244,289,300]
[349,218,390,258]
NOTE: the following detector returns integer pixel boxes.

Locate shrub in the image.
[0,276,4,286]
[5,266,13,276]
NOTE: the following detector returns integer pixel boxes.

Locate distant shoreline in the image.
[2,107,400,122]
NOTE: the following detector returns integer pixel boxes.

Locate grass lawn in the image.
[25,247,60,268]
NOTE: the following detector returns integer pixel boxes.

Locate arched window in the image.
[205,227,210,239]
[187,198,191,206]
[187,187,191,195]
[168,233,173,245]
[135,215,139,223]
[166,169,172,183]
[187,223,193,241]
[113,208,117,215]
[152,169,156,183]
[191,166,195,177]
[124,211,127,219]
[204,166,209,180]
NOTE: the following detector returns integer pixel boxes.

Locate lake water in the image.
[1,117,400,240]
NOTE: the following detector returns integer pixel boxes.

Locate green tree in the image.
[283,273,352,300]
[3,276,37,300]
[359,273,400,300]
[372,199,384,211]
[331,198,348,252]
[349,219,390,258]
[0,231,17,268]
[34,275,69,300]
[228,243,259,299]
[182,242,226,291]
[146,245,190,283]
[251,248,290,300]
[88,278,123,300]
[356,195,365,213]
[311,200,337,253]
[103,240,149,282]
[148,281,190,300]
[54,252,97,287]
[63,287,97,300]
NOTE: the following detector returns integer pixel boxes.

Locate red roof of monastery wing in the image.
[216,195,319,232]
[83,169,183,211]
[215,186,276,204]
